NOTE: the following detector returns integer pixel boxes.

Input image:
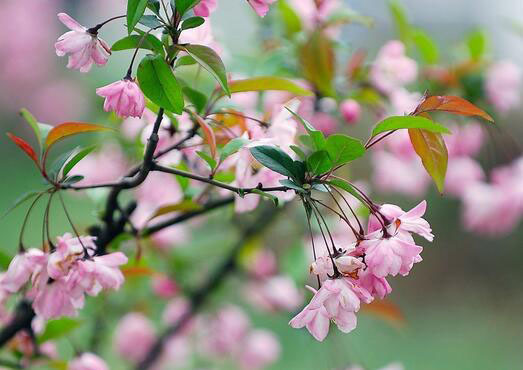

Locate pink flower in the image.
[55,13,111,73]
[370,41,418,94]
[1,249,46,293]
[246,276,303,312]
[310,256,335,282]
[69,353,109,370]
[357,269,392,299]
[340,99,361,124]
[445,157,484,197]
[485,60,521,113]
[245,249,277,279]
[238,330,281,370]
[114,313,155,363]
[444,123,484,158]
[362,234,423,278]
[47,234,95,280]
[334,256,365,276]
[31,276,80,320]
[247,0,276,17]
[193,0,217,17]
[96,79,146,118]
[152,275,178,299]
[71,252,128,296]
[205,305,251,354]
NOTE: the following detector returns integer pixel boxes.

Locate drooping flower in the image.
[69,352,109,370]
[193,0,217,17]
[247,0,277,17]
[1,249,46,293]
[55,13,111,73]
[47,233,95,279]
[96,78,146,118]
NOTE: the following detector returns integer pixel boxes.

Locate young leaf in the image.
[279,179,306,193]
[371,116,451,138]
[389,0,412,44]
[466,30,487,61]
[227,77,312,96]
[148,200,203,221]
[307,150,333,175]
[175,55,197,68]
[38,318,82,344]
[290,145,306,161]
[44,123,112,150]
[414,95,494,122]
[174,0,201,16]
[139,14,163,28]
[197,151,216,170]
[19,108,42,150]
[182,86,207,114]
[6,133,40,169]
[127,0,149,34]
[1,190,42,220]
[181,16,205,30]
[249,145,300,180]
[286,108,326,150]
[299,30,336,97]
[412,29,439,64]
[327,178,367,205]
[220,137,248,162]
[250,189,279,207]
[179,44,230,96]
[137,54,184,114]
[62,146,97,177]
[408,128,448,193]
[194,115,217,159]
[325,134,366,166]
[278,0,302,36]
[61,175,85,185]
[48,147,79,181]
[112,34,165,56]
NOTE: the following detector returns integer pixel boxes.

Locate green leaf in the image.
[175,55,197,67]
[371,116,451,138]
[61,175,84,185]
[147,0,161,15]
[325,134,366,167]
[19,108,42,150]
[112,34,165,56]
[214,171,235,183]
[279,179,306,193]
[1,191,42,220]
[408,128,448,193]
[278,0,302,36]
[38,318,82,344]
[220,137,248,162]
[250,189,279,207]
[182,86,207,113]
[62,146,97,177]
[174,0,201,15]
[48,147,79,181]
[327,178,367,205]
[286,108,326,150]
[412,29,439,64]
[299,30,336,97]
[249,145,300,180]
[389,0,411,43]
[227,76,312,97]
[290,145,306,161]
[307,150,333,175]
[196,150,217,170]
[139,14,163,28]
[127,0,149,34]
[466,30,487,61]
[181,16,205,30]
[180,44,230,97]
[148,200,203,221]
[137,54,184,114]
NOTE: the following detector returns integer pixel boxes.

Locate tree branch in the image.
[136,205,283,370]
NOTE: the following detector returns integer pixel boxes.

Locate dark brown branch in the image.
[136,205,283,370]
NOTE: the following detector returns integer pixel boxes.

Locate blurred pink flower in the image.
[247,0,277,17]
[370,41,418,94]
[114,313,156,363]
[340,99,361,124]
[96,79,146,118]
[485,60,521,113]
[152,275,178,298]
[246,275,303,311]
[194,0,217,17]
[205,305,250,355]
[69,353,108,370]
[55,13,111,73]
[389,88,421,116]
[238,329,281,370]
[245,249,277,279]
[444,123,484,158]
[445,157,485,197]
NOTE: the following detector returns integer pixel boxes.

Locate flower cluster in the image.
[1,234,127,319]
[290,201,432,341]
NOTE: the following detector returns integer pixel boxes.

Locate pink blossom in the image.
[152,275,178,298]
[179,19,221,52]
[445,157,485,197]
[389,88,422,116]
[205,305,250,354]
[238,329,281,370]
[334,256,365,276]
[247,0,276,17]
[340,99,361,124]
[246,276,303,311]
[444,123,484,158]
[96,79,146,118]
[362,232,423,277]
[71,252,128,296]
[31,276,80,320]
[358,269,392,299]
[1,249,46,293]
[193,0,217,17]
[370,41,418,94]
[310,255,335,281]
[69,353,109,370]
[114,313,155,363]
[245,249,277,279]
[485,60,521,113]
[47,234,95,280]
[163,298,191,326]
[55,13,111,73]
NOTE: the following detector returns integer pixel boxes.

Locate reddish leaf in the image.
[121,266,155,277]
[362,300,406,328]
[44,122,112,150]
[409,128,448,193]
[6,133,40,169]
[299,30,336,97]
[147,200,203,222]
[194,115,217,159]
[414,95,494,122]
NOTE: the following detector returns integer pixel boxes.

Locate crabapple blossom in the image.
[485,60,521,113]
[205,305,250,355]
[340,99,362,124]
[152,275,178,298]
[55,13,111,73]
[1,249,46,293]
[445,157,485,197]
[238,329,281,370]
[96,78,146,118]
[194,0,217,17]
[245,275,303,311]
[114,313,156,363]
[247,0,277,17]
[69,353,109,370]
